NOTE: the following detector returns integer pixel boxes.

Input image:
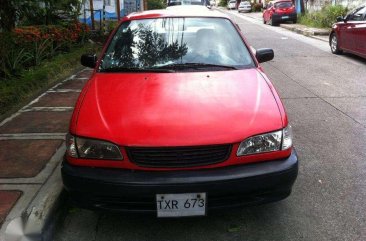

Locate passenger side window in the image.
[349,6,366,21]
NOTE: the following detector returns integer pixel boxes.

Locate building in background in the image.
[80,0,144,28]
[306,0,363,11]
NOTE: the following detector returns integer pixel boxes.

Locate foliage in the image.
[299,5,348,28]
[0,22,90,79]
[252,3,263,12]
[0,43,100,117]
[147,0,166,9]
[0,0,40,31]
[0,0,82,31]
[219,0,228,7]
[136,27,188,67]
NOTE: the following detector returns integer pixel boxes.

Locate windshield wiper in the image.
[99,66,175,73]
[153,63,238,70]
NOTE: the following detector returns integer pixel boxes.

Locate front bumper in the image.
[61,150,298,213]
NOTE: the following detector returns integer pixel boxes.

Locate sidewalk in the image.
[227,10,330,42]
[0,68,93,241]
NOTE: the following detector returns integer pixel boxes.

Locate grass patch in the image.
[298,5,348,29]
[0,43,100,119]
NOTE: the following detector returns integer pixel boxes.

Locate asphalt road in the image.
[54,10,366,241]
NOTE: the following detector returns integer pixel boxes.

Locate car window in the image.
[348,6,366,21]
[99,17,255,72]
[168,0,206,6]
[274,2,292,8]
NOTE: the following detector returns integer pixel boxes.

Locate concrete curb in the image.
[0,68,90,241]
[279,24,330,36]
[0,148,65,241]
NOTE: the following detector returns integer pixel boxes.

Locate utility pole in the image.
[116,0,121,21]
[90,0,95,30]
[103,0,106,33]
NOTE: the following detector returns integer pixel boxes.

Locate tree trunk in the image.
[90,0,95,30]
[0,0,16,31]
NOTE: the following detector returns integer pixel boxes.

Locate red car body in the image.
[263,0,297,26]
[62,8,298,216]
[329,4,366,58]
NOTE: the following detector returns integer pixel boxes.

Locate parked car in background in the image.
[227,0,237,9]
[167,0,209,6]
[62,7,298,217]
[263,0,296,26]
[238,1,252,12]
[329,4,366,59]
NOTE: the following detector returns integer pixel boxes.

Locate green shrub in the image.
[0,22,90,79]
[147,0,166,9]
[0,43,100,117]
[252,3,263,12]
[219,0,228,7]
[299,5,348,28]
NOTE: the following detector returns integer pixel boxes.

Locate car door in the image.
[340,6,366,52]
[264,2,273,22]
[353,8,366,56]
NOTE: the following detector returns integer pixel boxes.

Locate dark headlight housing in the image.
[66,134,123,160]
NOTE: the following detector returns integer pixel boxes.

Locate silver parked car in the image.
[238,1,251,12]
[227,0,237,9]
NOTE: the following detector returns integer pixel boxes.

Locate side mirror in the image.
[81,54,97,68]
[256,48,274,63]
[336,16,344,22]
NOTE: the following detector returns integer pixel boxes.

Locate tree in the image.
[0,0,39,31]
[0,0,82,31]
[147,0,166,10]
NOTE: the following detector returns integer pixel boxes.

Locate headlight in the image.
[282,125,293,150]
[236,125,293,156]
[66,134,123,160]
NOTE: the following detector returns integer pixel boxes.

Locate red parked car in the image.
[263,0,297,26]
[62,7,298,217]
[330,4,366,59]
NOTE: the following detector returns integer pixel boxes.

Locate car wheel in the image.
[263,18,266,24]
[293,19,297,24]
[330,33,342,55]
[269,18,277,26]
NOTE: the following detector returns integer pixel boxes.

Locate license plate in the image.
[156,193,206,217]
[282,16,289,19]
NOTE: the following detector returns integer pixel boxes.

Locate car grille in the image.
[126,145,232,168]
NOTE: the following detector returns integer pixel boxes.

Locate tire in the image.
[330,33,342,55]
[293,19,297,24]
[263,18,266,24]
[269,17,277,26]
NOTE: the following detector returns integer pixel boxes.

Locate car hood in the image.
[74,69,283,146]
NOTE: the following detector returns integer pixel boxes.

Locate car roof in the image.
[268,0,292,3]
[124,6,229,20]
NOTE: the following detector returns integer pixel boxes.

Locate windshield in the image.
[99,17,254,72]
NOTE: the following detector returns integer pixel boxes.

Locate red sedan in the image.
[330,4,366,58]
[62,7,298,217]
[263,0,297,26]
